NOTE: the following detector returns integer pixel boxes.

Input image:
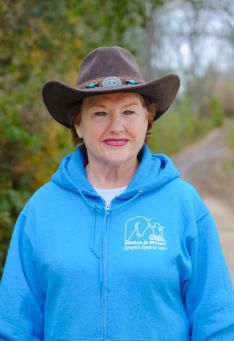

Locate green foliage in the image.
[209,96,224,127]
[0,1,81,274]
[149,95,224,154]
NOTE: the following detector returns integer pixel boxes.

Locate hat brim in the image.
[42,74,180,127]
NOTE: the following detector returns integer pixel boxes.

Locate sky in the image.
[152,1,233,77]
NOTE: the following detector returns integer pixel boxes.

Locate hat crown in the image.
[77,46,143,85]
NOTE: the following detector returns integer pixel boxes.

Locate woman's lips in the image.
[103,139,128,146]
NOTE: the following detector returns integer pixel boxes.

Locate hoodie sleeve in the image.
[184,212,234,340]
[0,212,44,340]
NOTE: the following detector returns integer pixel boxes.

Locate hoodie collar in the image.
[51,145,96,195]
[51,144,180,201]
[118,145,180,198]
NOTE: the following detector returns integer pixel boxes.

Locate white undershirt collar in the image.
[94,185,127,203]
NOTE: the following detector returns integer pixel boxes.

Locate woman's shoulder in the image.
[21,180,61,216]
[172,177,210,221]
[173,176,198,193]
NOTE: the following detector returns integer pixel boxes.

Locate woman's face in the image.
[74,92,148,168]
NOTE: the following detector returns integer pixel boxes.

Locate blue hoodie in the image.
[0,145,233,340]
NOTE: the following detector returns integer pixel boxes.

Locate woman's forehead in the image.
[83,92,142,108]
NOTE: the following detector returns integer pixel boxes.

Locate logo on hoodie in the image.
[124,216,167,251]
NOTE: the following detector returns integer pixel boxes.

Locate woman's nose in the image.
[109,114,124,132]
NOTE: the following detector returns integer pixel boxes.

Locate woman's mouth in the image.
[103,139,128,146]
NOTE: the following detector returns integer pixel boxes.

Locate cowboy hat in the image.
[42,46,180,127]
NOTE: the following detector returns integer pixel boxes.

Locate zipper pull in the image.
[105,201,110,210]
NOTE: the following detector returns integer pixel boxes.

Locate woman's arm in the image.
[0,213,44,340]
[184,212,234,340]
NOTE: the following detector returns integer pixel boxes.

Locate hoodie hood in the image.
[51,144,180,204]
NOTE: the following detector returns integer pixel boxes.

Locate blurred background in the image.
[0,0,233,277]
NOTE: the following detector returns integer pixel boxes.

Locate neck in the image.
[85,159,138,189]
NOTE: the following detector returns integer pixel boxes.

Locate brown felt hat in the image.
[42,46,180,127]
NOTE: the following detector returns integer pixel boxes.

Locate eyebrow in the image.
[122,102,139,108]
[91,104,107,109]
[89,102,139,109]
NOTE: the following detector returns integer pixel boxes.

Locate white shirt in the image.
[94,186,127,203]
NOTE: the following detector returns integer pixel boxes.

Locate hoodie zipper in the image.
[77,189,110,337]
[101,200,110,339]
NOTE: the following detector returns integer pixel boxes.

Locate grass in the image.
[223,117,234,172]
[225,118,234,151]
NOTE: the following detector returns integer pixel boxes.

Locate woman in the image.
[0,46,233,340]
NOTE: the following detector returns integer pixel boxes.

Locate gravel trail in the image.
[172,126,234,277]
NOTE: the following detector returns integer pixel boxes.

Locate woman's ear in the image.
[74,123,83,139]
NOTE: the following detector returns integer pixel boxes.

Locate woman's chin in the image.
[100,151,135,166]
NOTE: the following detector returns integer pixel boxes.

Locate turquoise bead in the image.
[86,82,97,88]
[127,79,138,85]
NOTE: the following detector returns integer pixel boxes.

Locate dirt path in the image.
[172,126,234,278]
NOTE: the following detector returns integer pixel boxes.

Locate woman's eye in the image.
[94,111,107,116]
[123,110,135,115]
